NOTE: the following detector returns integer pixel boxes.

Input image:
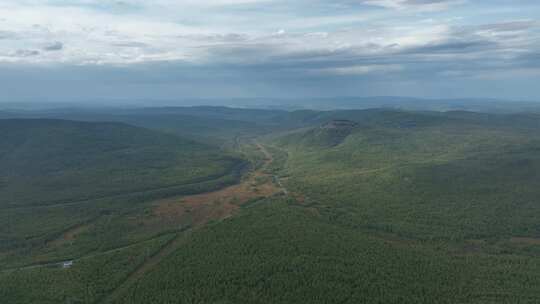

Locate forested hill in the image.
[0,119,243,208]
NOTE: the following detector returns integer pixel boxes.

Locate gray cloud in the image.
[111,41,148,48]
[359,0,463,10]
[194,22,521,74]
[404,40,498,55]
[43,42,63,51]
[0,31,17,40]
[13,49,40,57]
[478,21,538,33]
[0,0,539,101]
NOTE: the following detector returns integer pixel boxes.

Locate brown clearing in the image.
[510,237,540,245]
[47,221,93,248]
[49,143,284,249]
[101,143,285,303]
[153,142,284,227]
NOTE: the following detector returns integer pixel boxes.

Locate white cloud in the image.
[317,64,403,75]
[0,0,538,75]
[362,0,465,11]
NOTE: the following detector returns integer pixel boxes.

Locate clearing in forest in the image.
[101,142,285,303]
[153,142,284,227]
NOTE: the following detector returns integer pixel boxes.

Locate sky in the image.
[1,0,539,103]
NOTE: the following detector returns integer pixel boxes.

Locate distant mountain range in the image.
[1,96,540,113]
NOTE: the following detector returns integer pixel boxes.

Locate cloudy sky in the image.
[1,0,539,103]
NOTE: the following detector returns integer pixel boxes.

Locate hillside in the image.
[2,109,540,303]
[274,110,540,238]
[0,119,246,295]
[80,109,539,303]
[0,119,242,208]
[267,110,540,301]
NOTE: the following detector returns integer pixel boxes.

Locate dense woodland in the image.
[1,107,540,303]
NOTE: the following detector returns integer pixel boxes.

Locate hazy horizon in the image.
[2,96,540,115]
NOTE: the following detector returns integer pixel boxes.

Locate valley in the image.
[3,1,539,302]
[1,108,540,303]
[102,141,285,303]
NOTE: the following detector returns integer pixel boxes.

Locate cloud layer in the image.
[1,0,539,101]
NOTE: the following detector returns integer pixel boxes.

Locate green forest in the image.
[1,108,540,303]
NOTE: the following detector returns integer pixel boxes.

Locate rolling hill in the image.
[0,119,243,208]
[0,119,246,299]
[2,109,540,303]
